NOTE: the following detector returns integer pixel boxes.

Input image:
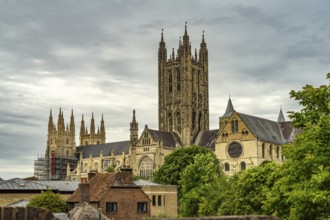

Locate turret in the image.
[80,114,85,136]
[48,109,54,133]
[90,112,95,135]
[220,97,235,131]
[70,109,75,134]
[277,107,286,122]
[182,22,191,55]
[130,109,139,146]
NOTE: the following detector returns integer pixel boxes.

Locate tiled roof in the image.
[76,141,130,158]
[67,172,138,203]
[238,113,285,145]
[197,129,219,150]
[148,129,177,147]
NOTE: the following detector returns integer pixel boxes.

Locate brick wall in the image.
[99,187,150,220]
[0,207,56,220]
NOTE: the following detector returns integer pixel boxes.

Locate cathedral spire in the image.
[223,97,235,117]
[184,21,188,36]
[70,109,75,134]
[161,28,164,42]
[80,114,85,136]
[48,109,54,133]
[90,112,95,135]
[277,106,286,122]
[130,109,139,146]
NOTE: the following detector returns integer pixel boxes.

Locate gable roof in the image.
[238,113,285,145]
[197,129,219,150]
[147,129,177,147]
[67,172,140,203]
[76,141,130,158]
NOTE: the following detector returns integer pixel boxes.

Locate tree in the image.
[265,73,330,219]
[218,161,280,216]
[153,145,213,199]
[179,152,224,217]
[28,190,68,213]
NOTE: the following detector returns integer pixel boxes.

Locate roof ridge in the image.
[238,112,278,124]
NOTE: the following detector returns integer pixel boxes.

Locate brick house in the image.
[66,168,150,220]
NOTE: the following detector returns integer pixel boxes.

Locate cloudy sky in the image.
[0,0,329,180]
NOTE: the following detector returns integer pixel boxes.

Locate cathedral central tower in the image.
[158,23,209,146]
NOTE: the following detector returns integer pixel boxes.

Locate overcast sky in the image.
[0,0,328,180]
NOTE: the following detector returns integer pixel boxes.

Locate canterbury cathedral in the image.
[34,24,299,180]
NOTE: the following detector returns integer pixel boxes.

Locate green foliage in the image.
[28,190,67,213]
[218,161,280,216]
[265,73,330,219]
[153,145,212,199]
[288,73,330,128]
[105,165,116,173]
[179,152,224,217]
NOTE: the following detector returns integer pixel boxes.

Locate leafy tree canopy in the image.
[28,190,67,213]
[153,145,212,198]
[219,161,280,216]
[179,152,224,217]
[266,73,330,219]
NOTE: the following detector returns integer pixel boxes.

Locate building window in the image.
[276,146,280,159]
[152,195,156,206]
[270,145,273,160]
[231,120,238,133]
[224,163,230,171]
[168,72,172,92]
[176,69,181,91]
[241,161,246,171]
[262,143,265,158]
[163,195,166,206]
[106,202,117,213]
[139,156,153,179]
[158,195,162,206]
[66,138,69,144]
[137,202,147,212]
[228,142,243,158]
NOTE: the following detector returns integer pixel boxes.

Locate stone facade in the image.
[35,24,297,181]
[158,23,209,146]
[215,98,298,175]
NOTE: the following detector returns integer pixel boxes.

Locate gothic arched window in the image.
[168,72,172,92]
[176,69,181,91]
[66,138,69,144]
[139,157,153,180]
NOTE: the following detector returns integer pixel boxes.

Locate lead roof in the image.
[76,141,130,158]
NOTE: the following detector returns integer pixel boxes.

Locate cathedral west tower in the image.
[158,23,209,146]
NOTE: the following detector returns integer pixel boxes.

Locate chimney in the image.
[88,171,97,180]
[79,183,90,204]
[120,167,133,184]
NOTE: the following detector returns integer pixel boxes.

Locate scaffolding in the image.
[34,153,78,180]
